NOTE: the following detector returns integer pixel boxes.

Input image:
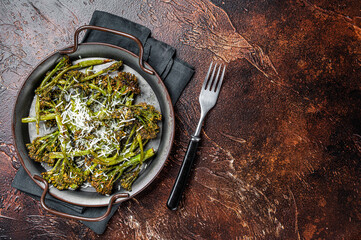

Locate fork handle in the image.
[167,136,200,210]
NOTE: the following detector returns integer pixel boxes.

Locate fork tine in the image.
[202,62,213,90]
[206,63,218,90]
[211,64,222,92]
[215,65,226,93]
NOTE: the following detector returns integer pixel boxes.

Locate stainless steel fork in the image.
[167,62,226,210]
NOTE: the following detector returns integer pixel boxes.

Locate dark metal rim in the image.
[12,42,175,208]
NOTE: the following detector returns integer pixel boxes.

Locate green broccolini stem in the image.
[86,92,101,106]
[107,75,112,104]
[22,113,58,123]
[137,134,144,164]
[126,93,134,106]
[55,114,69,158]
[35,96,41,134]
[36,130,59,142]
[117,148,154,173]
[49,150,91,159]
[37,59,112,92]
[89,84,107,96]
[35,131,59,154]
[80,61,123,82]
[39,56,69,88]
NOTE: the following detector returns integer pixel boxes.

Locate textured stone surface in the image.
[1,0,361,239]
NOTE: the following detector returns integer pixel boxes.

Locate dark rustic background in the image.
[1,0,361,239]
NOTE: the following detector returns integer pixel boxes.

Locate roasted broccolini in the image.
[22,56,161,194]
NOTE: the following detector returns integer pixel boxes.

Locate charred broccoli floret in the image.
[132,103,162,139]
[90,148,155,195]
[26,131,60,166]
[42,157,94,190]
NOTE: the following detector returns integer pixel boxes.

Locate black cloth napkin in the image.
[12,10,194,235]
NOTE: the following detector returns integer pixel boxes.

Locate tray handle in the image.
[59,25,154,75]
[33,175,129,222]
